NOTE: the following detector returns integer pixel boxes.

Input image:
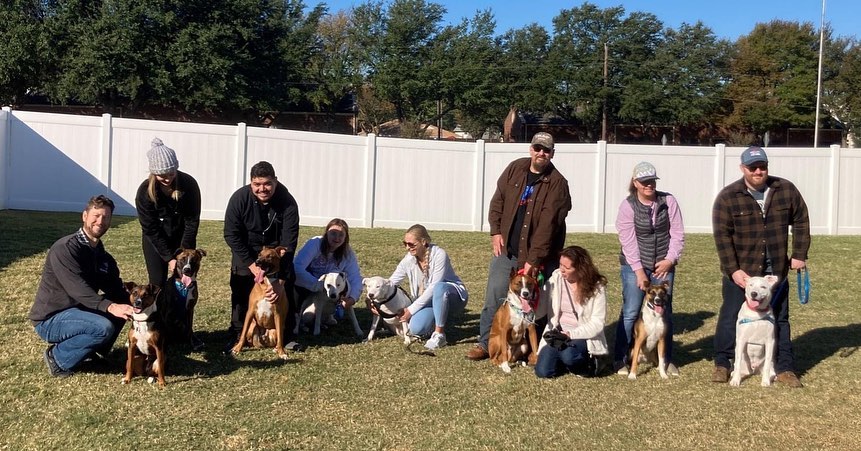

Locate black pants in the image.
[229,272,298,342]
[713,276,795,373]
[142,236,173,287]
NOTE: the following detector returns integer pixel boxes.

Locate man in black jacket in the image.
[29,195,134,378]
[224,161,300,351]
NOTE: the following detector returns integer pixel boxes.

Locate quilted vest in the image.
[619,192,670,270]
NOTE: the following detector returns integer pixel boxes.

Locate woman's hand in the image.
[653,259,675,280]
[635,269,649,291]
[399,309,412,323]
[341,296,356,308]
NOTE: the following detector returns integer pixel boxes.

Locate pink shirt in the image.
[616,193,685,272]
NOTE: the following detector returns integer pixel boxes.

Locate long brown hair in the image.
[560,245,607,303]
[320,218,350,262]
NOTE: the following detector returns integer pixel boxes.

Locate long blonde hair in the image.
[146,173,182,204]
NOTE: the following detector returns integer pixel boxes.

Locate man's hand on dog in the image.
[108,302,134,320]
[265,280,285,304]
[732,269,750,289]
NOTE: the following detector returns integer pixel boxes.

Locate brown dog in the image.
[628,281,670,380]
[231,246,291,360]
[122,282,166,387]
[489,270,541,373]
[160,248,206,350]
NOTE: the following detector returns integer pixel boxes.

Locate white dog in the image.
[299,272,363,337]
[362,276,412,345]
[731,275,779,387]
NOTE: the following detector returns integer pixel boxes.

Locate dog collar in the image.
[738,314,775,325]
[174,279,189,300]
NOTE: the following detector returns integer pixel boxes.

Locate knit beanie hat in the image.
[147,138,179,175]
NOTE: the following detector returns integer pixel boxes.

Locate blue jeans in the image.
[477,254,557,350]
[535,339,589,378]
[714,276,794,372]
[34,307,126,372]
[613,265,675,364]
[408,283,467,337]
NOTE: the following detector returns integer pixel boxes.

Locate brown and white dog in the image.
[231,246,291,360]
[362,276,412,345]
[299,272,363,337]
[122,282,166,387]
[489,270,541,374]
[731,275,778,387]
[628,281,670,380]
[160,248,206,351]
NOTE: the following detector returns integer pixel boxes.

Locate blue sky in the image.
[315,0,857,41]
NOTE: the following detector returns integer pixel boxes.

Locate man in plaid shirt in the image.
[711,146,810,388]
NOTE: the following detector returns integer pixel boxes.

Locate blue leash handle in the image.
[797,268,810,305]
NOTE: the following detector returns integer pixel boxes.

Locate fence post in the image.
[100,113,113,192]
[363,133,377,228]
[595,140,608,232]
[715,143,727,207]
[828,144,841,235]
[235,122,248,190]
[0,107,9,210]
[473,139,486,232]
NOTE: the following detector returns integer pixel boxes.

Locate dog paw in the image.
[730,378,741,387]
[121,378,129,385]
[627,372,637,380]
[147,376,155,384]
[761,380,772,387]
[501,362,512,374]
[660,372,669,380]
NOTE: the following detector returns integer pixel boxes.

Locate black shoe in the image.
[284,341,305,352]
[43,345,73,378]
[190,334,205,352]
[223,334,239,354]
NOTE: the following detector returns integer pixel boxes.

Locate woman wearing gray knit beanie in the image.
[134,138,203,348]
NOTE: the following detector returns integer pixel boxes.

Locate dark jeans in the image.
[535,339,590,378]
[229,272,297,343]
[714,276,794,372]
[477,254,555,350]
[142,236,173,287]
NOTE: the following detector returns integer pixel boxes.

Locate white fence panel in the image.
[2,109,860,236]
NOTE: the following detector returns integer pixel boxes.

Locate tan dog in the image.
[489,270,541,374]
[628,281,670,380]
[231,246,291,360]
[731,275,778,387]
[122,282,166,387]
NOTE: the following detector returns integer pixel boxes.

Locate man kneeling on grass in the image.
[29,195,134,378]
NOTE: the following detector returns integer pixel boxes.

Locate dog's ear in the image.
[510,267,518,278]
[173,248,184,258]
[643,280,652,290]
[362,277,369,286]
[275,246,288,257]
[318,273,327,282]
[764,275,779,288]
[124,281,136,293]
[197,249,207,258]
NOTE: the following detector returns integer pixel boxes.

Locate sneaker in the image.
[43,345,73,378]
[775,371,803,388]
[667,362,680,377]
[465,344,488,361]
[712,366,730,383]
[424,332,447,351]
[613,361,629,376]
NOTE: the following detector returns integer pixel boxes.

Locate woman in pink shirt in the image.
[612,162,685,376]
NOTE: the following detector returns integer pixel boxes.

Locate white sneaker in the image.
[424,332,447,350]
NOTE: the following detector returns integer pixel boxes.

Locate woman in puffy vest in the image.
[612,161,685,376]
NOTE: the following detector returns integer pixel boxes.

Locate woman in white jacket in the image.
[535,245,608,378]
[389,224,468,351]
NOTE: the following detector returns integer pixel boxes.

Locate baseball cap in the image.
[632,161,659,182]
[741,146,768,166]
[530,132,554,151]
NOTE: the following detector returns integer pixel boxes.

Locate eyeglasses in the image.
[532,146,553,154]
[402,241,418,249]
[745,163,768,172]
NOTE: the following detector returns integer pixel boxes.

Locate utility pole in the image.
[814,0,826,148]
[602,42,609,142]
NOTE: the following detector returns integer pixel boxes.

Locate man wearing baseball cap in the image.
[711,146,810,387]
[466,132,572,361]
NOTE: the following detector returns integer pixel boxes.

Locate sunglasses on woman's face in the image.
[402,241,418,249]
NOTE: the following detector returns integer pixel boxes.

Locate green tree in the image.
[0,0,46,105]
[305,9,362,123]
[725,20,820,134]
[830,41,861,144]
[497,23,553,113]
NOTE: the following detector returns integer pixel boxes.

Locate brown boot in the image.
[775,371,803,388]
[711,366,730,383]
[465,345,489,361]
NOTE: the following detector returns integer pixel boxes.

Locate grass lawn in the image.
[1,210,860,450]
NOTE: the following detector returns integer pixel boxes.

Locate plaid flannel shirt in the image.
[712,176,810,280]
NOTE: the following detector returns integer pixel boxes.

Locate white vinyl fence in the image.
[2,107,859,235]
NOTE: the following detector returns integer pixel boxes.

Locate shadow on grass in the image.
[0,210,136,268]
[793,323,861,376]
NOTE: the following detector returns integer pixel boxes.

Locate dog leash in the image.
[797,268,810,305]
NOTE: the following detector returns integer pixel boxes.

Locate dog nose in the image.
[133,298,142,308]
